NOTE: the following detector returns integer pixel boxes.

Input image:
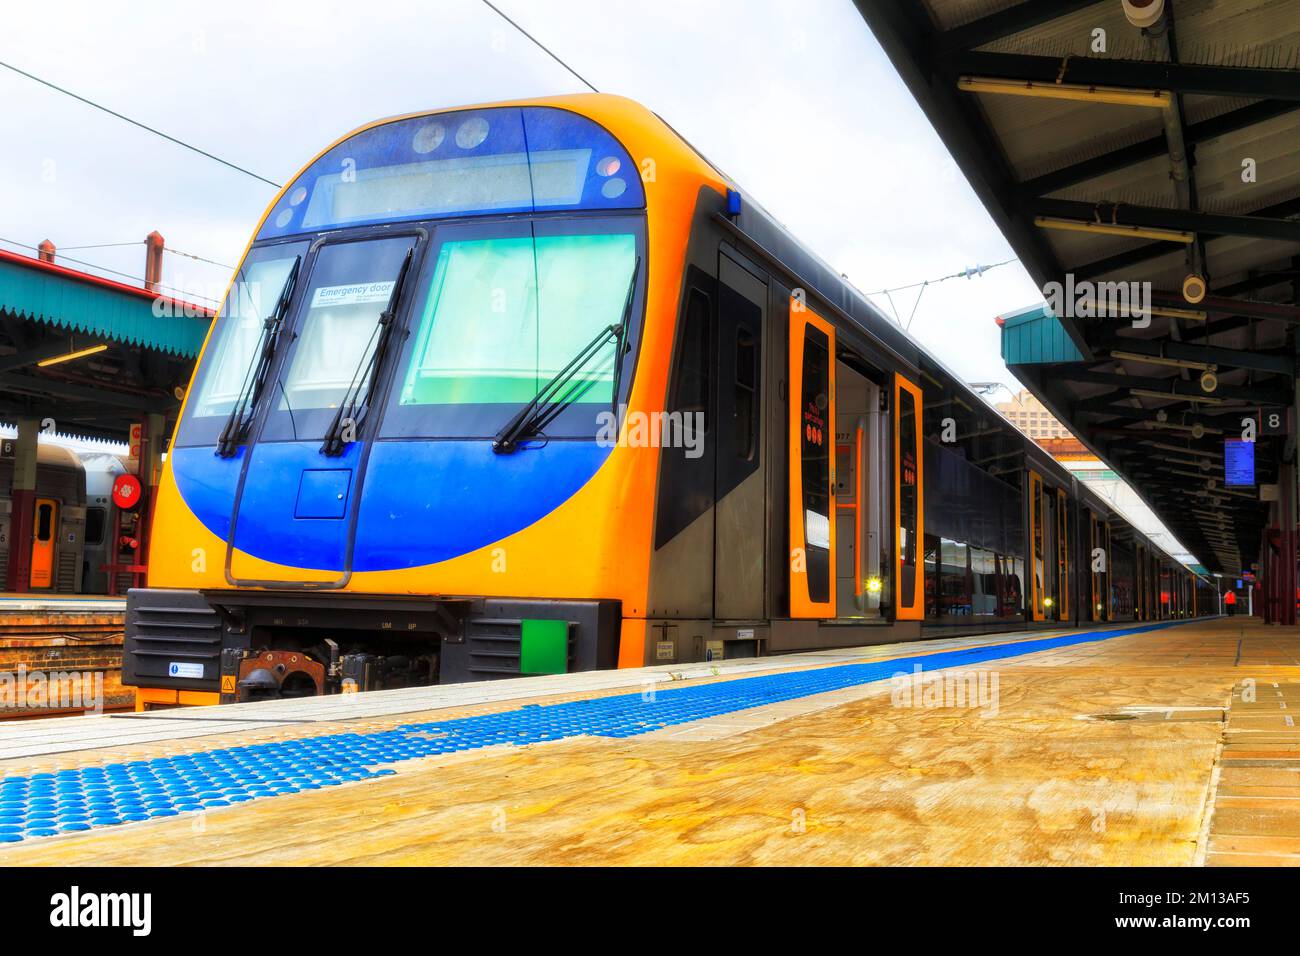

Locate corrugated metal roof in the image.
[1000,303,1087,363]
[0,250,211,358]
[860,0,1300,575]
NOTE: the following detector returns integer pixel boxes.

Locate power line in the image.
[0,236,220,304]
[164,246,235,270]
[35,238,233,271]
[0,59,282,189]
[479,0,599,93]
[864,258,1017,299]
[58,241,143,252]
[865,258,1018,330]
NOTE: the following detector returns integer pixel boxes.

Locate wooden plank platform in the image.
[0,616,1292,866]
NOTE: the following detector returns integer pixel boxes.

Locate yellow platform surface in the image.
[0,617,1296,866]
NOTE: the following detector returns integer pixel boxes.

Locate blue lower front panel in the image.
[0,619,1189,843]
[171,438,611,573]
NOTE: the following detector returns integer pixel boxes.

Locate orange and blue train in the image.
[124,94,1210,709]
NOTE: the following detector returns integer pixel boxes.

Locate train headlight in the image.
[412,122,446,154]
[456,117,489,149]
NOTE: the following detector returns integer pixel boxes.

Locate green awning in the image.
[999,303,1085,365]
[0,255,211,358]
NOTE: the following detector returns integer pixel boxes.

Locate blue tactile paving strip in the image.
[0,619,1190,843]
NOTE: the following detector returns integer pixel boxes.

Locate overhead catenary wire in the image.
[0,59,282,188]
[164,246,236,270]
[865,257,1018,330]
[34,238,235,272]
[479,0,600,93]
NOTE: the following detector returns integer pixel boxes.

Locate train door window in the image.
[834,360,876,619]
[85,507,106,547]
[1041,490,1057,618]
[676,289,712,419]
[894,374,924,620]
[972,547,996,616]
[1009,555,1025,615]
[733,328,758,459]
[1104,521,1113,619]
[788,301,835,617]
[1056,489,1069,620]
[924,534,939,617]
[939,538,970,616]
[1086,511,1095,619]
[1028,471,1044,621]
[652,282,715,551]
[30,498,58,590]
[36,503,53,541]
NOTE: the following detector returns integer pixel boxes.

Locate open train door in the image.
[30,497,58,589]
[788,300,835,617]
[893,374,924,620]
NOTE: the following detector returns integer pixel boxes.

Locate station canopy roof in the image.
[0,248,213,443]
[858,0,1300,575]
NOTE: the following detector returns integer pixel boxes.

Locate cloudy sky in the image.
[1,0,1045,391]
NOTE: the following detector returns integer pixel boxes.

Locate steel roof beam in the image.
[935,0,1104,55]
[1074,195,1300,279]
[1088,332,1296,376]
[0,338,76,374]
[1016,100,1300,198]
[954,50,1300,100]
[1053,367,1291,405]
[1034,198,1300,244]
[1147,292,1300,323]
[0,371,173,412]
[1215,267,1300,298]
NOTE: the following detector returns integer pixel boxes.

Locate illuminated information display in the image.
[1224,439,1256,486]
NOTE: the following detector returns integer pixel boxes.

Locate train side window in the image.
[85,507,107,546]
[733,328,757,459]
[672,288,711,423]
[36,503,53,541]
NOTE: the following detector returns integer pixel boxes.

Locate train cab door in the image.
[29,497,58,589]
[226,233,422,587]
[714,253,766,621]
[788,299,836,618]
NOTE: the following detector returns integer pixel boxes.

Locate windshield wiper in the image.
[215,256,301,458]
[493,256,640,455]
[320,247,415,457]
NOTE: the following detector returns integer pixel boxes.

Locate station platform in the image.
[0,615,1295,866]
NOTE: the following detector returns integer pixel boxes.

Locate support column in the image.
[3,418,40,592]
[138,412,166,582]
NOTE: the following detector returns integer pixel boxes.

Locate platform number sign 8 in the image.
[1260,408,1288,437]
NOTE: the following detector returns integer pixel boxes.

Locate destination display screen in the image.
[302,149,592,227]
[1224,438,1255,486]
